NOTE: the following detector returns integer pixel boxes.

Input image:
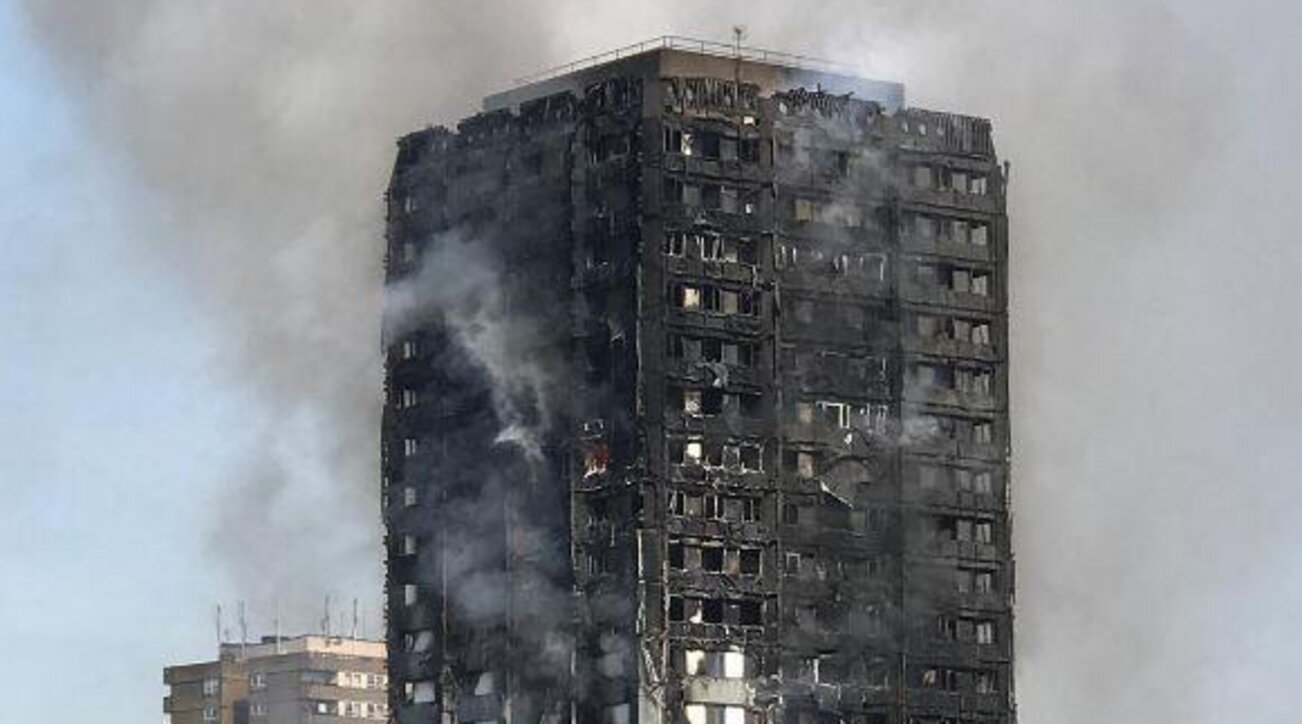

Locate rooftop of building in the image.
[216,634,386,662]
[482,35,905,113]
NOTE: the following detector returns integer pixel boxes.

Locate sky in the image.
[3,1,1302,723]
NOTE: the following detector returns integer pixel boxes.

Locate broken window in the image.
[702,389,723,415]
[677,284,702,310]
[738,392,763,418]
[969,174,989,195]
[701,547,724,572]
[972,421,994,445]
[973,471,994,495]
[398,388,418,410]
[728,237,757,265]
[682,389,702,416]
[738,600,763,626]
[700,132,722,159]
[703,494,724,520]
[976,620,995,645]
[816,400,852,429]
[700,234,724,261]
[720,137,738,161]
[663,177,684,204]
[912,165,934,188]
[782,503,801,525]
[401,535,417,556]
[739,549,761,575]
[399,340,419,360]
[974,671,997,694]
[403,584,418,606]
[862,253,887,281]
[702,184,722,209]
[403,487,417,507]
[720,187,740,214]
[739,444,762,471]
[971,272,990,296]
[969,222,989,246]
[794,198,817,222]
[739,138,760,163]
[701,599,725,624]
[664,127,684,154]
[683,438,704,464]
[668,541,685,570]
[402,438,419,457]
[665,231,688,257]
[796,452,815,479]
[669,596,685,621]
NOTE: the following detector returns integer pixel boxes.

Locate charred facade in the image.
[383,39,1013,724]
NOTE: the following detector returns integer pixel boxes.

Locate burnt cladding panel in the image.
[382,97,582,723]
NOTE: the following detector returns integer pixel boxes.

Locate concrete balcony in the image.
[663,410,772,439]
[902,332,1003,363]
[901,233,995,263]
[664,255,761,285]
[777,268,893,300]
[900,282,999,314]
[665,308,766,336]
[903,188,1001,215]
[665,358,766,389]
[903,383,1001,413]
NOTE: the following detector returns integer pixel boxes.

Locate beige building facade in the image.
[164,636,387,724]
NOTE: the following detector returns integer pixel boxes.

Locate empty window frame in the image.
[671,283,758,316]
[956,566,996,595]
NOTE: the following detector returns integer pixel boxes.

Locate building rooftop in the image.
[513,35,855,86]
[217,634,385,661]
[483,35,904,113]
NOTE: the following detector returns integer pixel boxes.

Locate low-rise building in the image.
[164,635,387,724]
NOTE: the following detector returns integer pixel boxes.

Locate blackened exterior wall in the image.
[383,46,1012,724]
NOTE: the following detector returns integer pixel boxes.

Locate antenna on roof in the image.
[238,600,248,658]
[732,25,748,55]
[732,25,748,93]
[274,598,283,654]
[214,603,223,648]
[322,594,332,636]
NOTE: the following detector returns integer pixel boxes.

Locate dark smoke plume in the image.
[21,2,1298,721]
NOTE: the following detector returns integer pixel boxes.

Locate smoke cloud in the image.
[18,0,1302,720]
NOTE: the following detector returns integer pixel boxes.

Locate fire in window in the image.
[584,443,610,477]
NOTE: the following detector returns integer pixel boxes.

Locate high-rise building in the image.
[163,635,388,724]
[382,36,1012,724]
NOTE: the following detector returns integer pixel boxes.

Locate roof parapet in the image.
[513,35,855,87]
